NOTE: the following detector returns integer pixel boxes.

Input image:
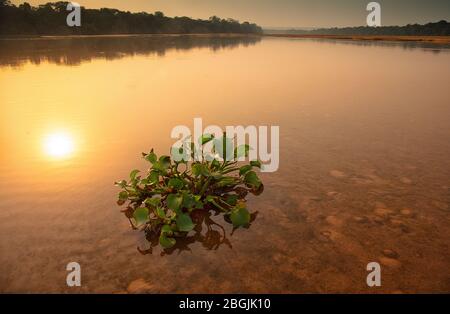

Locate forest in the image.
[270,20,450,36]
[0,1,263,35]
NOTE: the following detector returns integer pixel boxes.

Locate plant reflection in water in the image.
[133,209,258,256]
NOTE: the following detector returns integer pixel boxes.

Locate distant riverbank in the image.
[0,33,263,40]
[264,34,450,44]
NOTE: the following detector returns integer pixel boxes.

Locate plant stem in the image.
[221,167,240,175]
[211,199,227,212]
[199,177,212,196]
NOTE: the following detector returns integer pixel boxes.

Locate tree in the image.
[0,1,263,35]
[0,0,12,7]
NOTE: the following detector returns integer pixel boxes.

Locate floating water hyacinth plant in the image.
[115,133,264,250]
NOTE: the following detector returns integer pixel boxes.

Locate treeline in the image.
[268,20,450,36]
[0,1,263,35]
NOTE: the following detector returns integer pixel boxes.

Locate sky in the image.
[11,0,450,28]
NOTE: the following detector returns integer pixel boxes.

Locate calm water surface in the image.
[0,35,449,293]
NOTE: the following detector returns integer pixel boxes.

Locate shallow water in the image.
[0,35,449,293]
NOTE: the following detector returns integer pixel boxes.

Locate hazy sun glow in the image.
[43,132,75,158]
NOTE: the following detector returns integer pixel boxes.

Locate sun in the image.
[43,132,75,158]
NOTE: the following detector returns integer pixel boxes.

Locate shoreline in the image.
[1,33,450,45]
[263,34,450,44]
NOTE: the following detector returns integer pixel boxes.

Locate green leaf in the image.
[161,224,173,235]
[133,207,149,226]
[159,155,171,166]
[244,171,261,189]
[250,160,262,168]
[191,163,202,176]
[176,213,195,232]
[239,165,253,176]
[199,133,215,145]
[159,233,176,249]
[144,197,161,208]
[192,163,210,177]
[148,171,159,184]
[144,151,157,163]
[230,205,250,227]
[216,177,236,187]
[168,178,184,190]
[182,193,196,209]
[250,183,264,196]
[167,194,182,211]
[225,194,238,206]
[155,207,166,219]
[211,159,221,169]
[118,191,128,201]
[190,195,204,209]
[152,161,167,173]
[211,172,223,180]
[234,144,251,159]
[194,201,204,209]
[129,169,140,181]
[160,225,176,248]
[127,187,138,197]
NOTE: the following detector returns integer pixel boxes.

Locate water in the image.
[0,35,449,293]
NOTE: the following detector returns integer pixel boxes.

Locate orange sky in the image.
[10,0,450,28]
